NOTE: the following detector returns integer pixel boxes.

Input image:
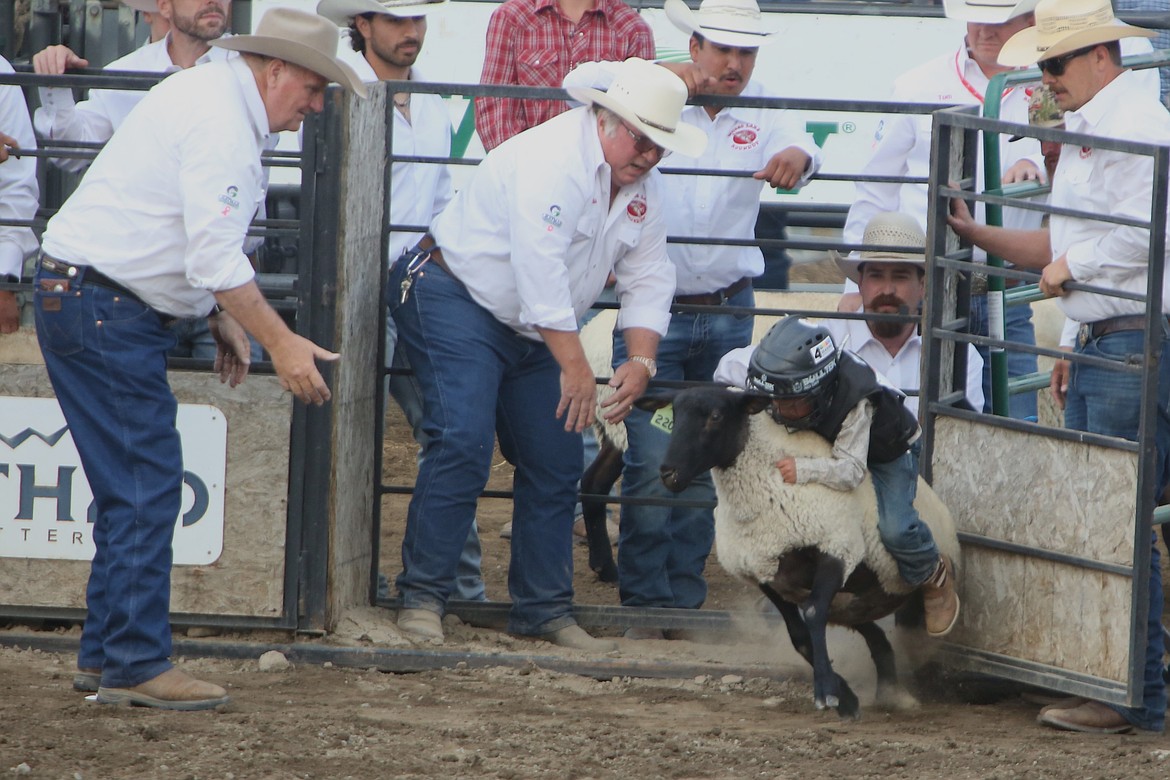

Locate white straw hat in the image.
[831,212,926,283]
[998,0,1154,67]
[316,0,447,26]
[942,0,1038,24]
[211,7,367,98]
[121,0,159,12]
[663,0,779,49]
[565,58,707,158]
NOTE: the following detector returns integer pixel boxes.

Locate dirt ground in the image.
[3,260,1170,778]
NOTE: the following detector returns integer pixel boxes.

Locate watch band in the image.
[628,355,657,378]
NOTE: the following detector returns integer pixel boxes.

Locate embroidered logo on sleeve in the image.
[542,204,563,231]
[626,194,647,223]
[217,185,241,217]
[729,122,760,151]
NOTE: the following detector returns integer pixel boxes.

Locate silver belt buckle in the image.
[1077,323,1090,349]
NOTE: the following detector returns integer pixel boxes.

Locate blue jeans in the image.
[34,268,180,689]
[168,315,262,361]
[614,285,755,608]
[868,441,940,586]
[970,294,1039,420]
[1065,328,1168,732]
[390,259,581,635]
[385,311,485,601]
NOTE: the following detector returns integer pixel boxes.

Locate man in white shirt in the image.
[0,57,39,335]
[389,58,701,651]
[948,0,1167,735]
[565,0,822,628]
[33,0,233,174]
[34,8,365,711]
[316,0,486,602]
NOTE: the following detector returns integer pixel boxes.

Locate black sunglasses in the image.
[621,123,671,158]
[1037,45,1095,77]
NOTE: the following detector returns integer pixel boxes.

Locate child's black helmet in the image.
[746,316,840,428]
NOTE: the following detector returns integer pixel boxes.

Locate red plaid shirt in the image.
[475,0,655,152]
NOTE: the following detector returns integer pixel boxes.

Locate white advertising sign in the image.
[0,397,227,565]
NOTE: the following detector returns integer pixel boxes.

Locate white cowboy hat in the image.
[998,0,1154,66]
[121,0,159,12]
[830,212,926,283]
[211,7,367,98]
[942,0,1038,24]
[315,0,447,27]
[663,0,779,49]
[565,58,707,157]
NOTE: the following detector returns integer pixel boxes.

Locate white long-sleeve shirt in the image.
[42,58,265,318]
[34,33,235,174]
[430,106,676,340]
[563,62,821,294]
[1050,68,1170,341]
[0,56,40,279]
[348,58,453,260]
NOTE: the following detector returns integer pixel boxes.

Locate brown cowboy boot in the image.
[922,556,960,637]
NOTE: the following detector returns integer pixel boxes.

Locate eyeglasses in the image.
[622,123,671,158]
[1037,45,1095,77]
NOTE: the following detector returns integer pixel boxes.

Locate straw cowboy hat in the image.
[663,0,779,49]
[831,212,926,283]
[998,0,1154,66]
[211,7,367,97]
[316,0,447,26]
[941,0,1038,24]
[565,58,707,157]
[121,0,159,12]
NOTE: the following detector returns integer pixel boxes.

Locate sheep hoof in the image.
[824,694,839,709]
[814,697,827,711]
[592,563,619,584]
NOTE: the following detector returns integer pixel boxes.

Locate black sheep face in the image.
[655,387,771,492]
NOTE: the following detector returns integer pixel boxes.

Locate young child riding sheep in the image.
[715,314,961,636]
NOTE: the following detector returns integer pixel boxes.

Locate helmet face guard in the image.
[746,317,840,430]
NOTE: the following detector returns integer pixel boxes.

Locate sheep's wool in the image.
[711,414,959,595]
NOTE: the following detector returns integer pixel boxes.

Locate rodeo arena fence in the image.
[1,3,1169,695]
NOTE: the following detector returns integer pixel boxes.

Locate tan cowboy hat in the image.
[831,212,926,283]
[212,7,367,97]
[316,0,447,27]
[565,58,707,157]
[664,0,779,49]
[998,0,1154,67]
[942,0,1038,24]
[121,0,159,12]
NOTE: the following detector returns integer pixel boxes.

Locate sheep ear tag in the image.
[650,404,674,435]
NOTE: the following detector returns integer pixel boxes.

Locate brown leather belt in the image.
[1083,314,1170,341]
[416,233,453,276]
[673,276,751,306]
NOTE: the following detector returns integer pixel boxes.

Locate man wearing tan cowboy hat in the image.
[33,7,364,711]
[389,59,701,651]
[33,0,238,174]
[563,0,822,633]
[475,0,654,153]
[949,0,1169,734]
[122,0,171,43]
[316,0,489,606]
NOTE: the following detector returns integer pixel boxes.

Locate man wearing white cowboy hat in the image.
[949,0,1169,735]
[389,58,701,651]
[315,0,489,606]
[33,0,238,174]
[121,0,171,43]
[475,0,654,153]
[844,0,1157,421]
[34,7,364,711]
[564,0,822,631]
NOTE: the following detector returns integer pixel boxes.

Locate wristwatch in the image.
[628,355,657,378]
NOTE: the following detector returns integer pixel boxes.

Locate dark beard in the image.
[867,294,913,339]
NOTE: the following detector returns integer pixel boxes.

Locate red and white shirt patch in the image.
[626,193,647,223]
[729,122,760,151]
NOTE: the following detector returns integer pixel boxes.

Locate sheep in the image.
[642,385,961,721]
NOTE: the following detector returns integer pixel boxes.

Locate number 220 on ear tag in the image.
[650,404,674,435]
